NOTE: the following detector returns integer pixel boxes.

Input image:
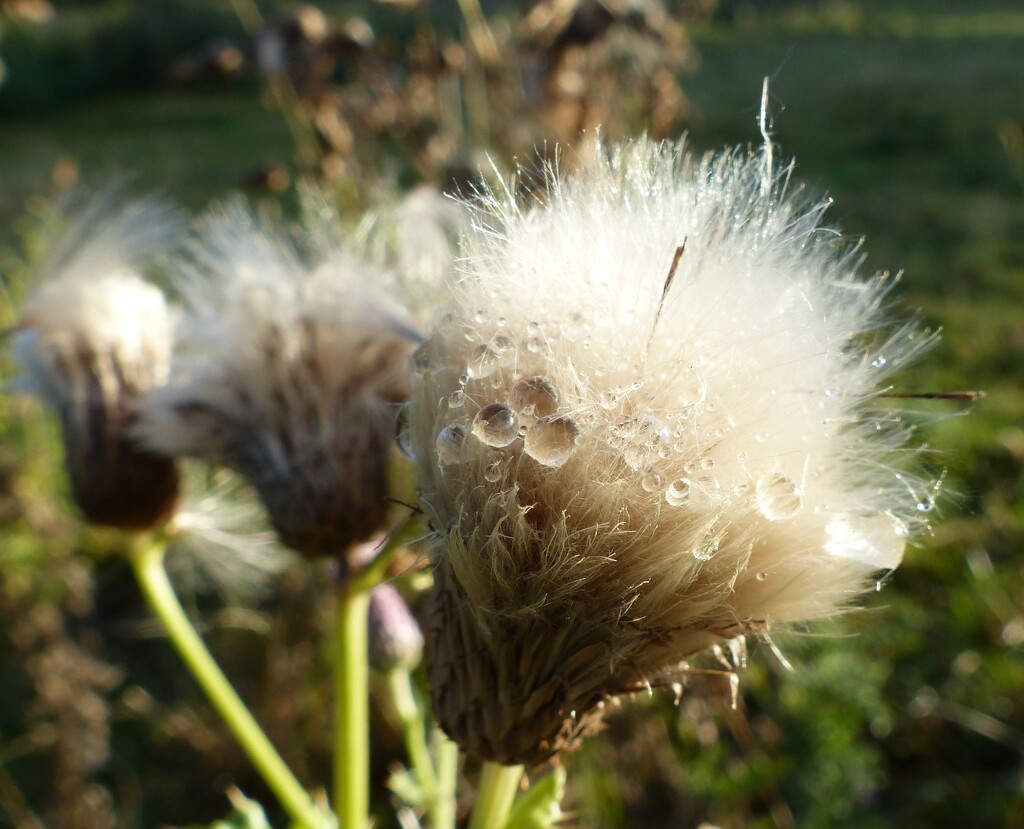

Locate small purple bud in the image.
[368,584,424,672]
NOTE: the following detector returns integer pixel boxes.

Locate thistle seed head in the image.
[410,140,934,764]
[9,196,180,529]
[138,205,418,560]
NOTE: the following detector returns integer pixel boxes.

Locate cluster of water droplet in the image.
[415,309,814,523]
[405,297,913,575]
[408,313,591,478]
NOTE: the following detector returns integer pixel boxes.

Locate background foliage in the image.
[0,0,1022,827]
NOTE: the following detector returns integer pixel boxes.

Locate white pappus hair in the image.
[411,139,935,764]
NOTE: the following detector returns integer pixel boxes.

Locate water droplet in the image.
[492,334,514,352]
[756,571,768,582]
[641,471,663,493]
[436,424,468,466]
[677,365,707,408]
[496,316,508,328]
[916,496,935,513]
[824,514,907,574]
[458,373,469,386]
[526,336,546,354]
[600,390,619,409]
[665,478,691,506]
[527,321,542,337]
[474,308,490,325]
[700,457,715,470]
[467,344,499,379]
[395,403,415,460]
[448,390,466,409]
[512,376,559,419]
[524,415,581,467]
[694,537,719,561]
[471,403,519,447]
[756,473,802,521]
[872,355,887,368]
[483,459,504,482]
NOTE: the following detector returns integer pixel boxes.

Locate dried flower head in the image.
[410,140,934,765]
[9,196,180,529]
[138,206,418,560]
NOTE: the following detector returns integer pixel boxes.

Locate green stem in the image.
[387,669,436,793]
[350,515,421,595]
[468,762,523,829]
[334,582,371,829]
[431,729,459,829]
[332,517,421,827]
[128,538,325,829]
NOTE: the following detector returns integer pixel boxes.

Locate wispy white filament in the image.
[165,467,292,599]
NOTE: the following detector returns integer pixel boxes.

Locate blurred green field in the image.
[1,1,1022,828]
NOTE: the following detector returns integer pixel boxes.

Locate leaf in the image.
[504,766,566,829]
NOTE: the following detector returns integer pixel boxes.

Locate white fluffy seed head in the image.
[9,196,181,529]
[138,204,419,560]
[411,140,934,764]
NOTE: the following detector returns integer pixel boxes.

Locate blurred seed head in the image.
[8,194,181,530]
[137,204,418,561]
[368,583,425,673]
[410,139,934,764]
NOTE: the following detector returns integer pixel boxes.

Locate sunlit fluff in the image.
[316,183,468,322]
[165,466,292,599]
[138,206,418,560]
[410,140,933,764]
[9,197,180,529]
